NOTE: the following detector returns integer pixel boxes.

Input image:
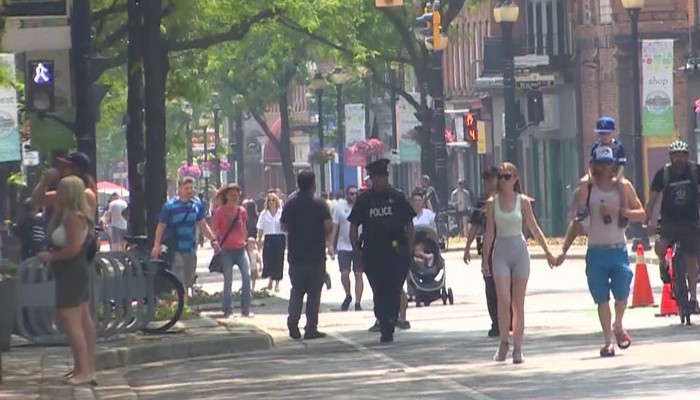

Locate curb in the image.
[95,327,274,371]
[96,333,273,370]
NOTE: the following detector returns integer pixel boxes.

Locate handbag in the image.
[208,207,242,273]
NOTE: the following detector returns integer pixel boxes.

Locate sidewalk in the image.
[0,316,273,399]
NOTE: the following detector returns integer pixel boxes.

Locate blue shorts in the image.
[338,250,363,272]
[585,247,633,304]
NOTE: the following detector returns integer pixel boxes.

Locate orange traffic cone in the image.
[656,248,678,317]
[656,283,678,317]
[630,244,655,308]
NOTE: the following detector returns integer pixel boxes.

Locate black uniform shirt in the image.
[348,187,415,260]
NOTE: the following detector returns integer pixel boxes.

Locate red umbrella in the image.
[97,181,123,191]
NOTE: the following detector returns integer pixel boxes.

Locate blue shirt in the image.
[591,139,626,165]
[159,198,204,253]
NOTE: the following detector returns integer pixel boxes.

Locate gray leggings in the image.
[492,234,531,279]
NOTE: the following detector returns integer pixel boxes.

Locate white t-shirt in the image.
[108,198,129,230]
[332,199,354,251]
[256,209,283,235]
[413,208,436,229]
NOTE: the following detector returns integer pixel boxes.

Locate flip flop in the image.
[614,327,632,349]
[600,344,615,357]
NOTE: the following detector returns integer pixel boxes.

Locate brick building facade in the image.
[574,0,693,190]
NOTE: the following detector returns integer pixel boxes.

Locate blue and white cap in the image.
[591,145,615,164]
[595,117,616,134]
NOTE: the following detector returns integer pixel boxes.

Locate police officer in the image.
[349,159,415,343]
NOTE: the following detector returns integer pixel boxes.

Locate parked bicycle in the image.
[123,235,185,333]
[435,206,460,250]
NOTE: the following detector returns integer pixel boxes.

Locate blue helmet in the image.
[594,117,616,134]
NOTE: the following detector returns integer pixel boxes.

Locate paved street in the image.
[115,249,700,399]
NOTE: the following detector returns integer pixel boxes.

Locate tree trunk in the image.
[278,90,296,192]
[142,0,169,237]
[126,0,146,236]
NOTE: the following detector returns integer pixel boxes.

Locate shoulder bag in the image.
[208,207,242,274]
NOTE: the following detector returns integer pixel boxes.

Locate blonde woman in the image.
[257,193,285,292]
[37,176,97,385]
[482,162,556,364]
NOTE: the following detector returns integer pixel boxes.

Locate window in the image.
[598,0,612,24]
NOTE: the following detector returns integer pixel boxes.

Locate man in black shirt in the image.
[463,167,506,337]
[281,170,333,340]
[646,140,700,313]
[349,159,415,343]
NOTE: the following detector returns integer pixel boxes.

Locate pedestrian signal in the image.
[464,113,478,143]
[26,60,55,113]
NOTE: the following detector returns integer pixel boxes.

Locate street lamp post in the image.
[622,0,645,196]
[330,67,349,190]
[423,1,450,211]
[211,92,222,188]
[182,102,194,165]
[231,94,246,189]
[622,0,648,248]
[199,113,212,200]
[389,62,401,187]
[494,0,520,166]
[309,71,328,193]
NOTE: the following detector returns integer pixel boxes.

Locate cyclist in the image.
[645,140,700,314]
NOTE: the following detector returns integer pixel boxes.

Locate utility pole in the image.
[71,0,96,178]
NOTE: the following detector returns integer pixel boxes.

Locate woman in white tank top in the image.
[36,176,97,385]
[482,162,556,364]
[557,145,646,358]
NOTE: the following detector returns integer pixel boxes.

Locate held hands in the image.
[545,252,558,269]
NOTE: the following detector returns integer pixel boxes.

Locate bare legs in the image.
[57,301,96,381]
[493,274,528,363]
[597,299,627,347]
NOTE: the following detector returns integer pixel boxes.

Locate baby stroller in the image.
[407,226,454,307]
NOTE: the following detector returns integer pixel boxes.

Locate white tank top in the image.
[51,223,88,247]
[494,194,523,237]
[587,185,627,246]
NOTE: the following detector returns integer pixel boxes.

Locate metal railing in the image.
[14,251,158,345]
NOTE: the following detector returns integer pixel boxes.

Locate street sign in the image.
[477,121,486,155]
[375,0,403,7]
[22,150,39,166]
[515,73,556,90]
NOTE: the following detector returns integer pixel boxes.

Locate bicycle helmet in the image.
[669,140,689,153]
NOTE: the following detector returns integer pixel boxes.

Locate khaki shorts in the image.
[172,252,197,287]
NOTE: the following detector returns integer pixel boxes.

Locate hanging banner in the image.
[0,54,20,163]
[398,93,421,163]
[344,103,366,167]
[642,39,674,137]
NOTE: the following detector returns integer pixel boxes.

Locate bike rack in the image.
[13,252,159,345]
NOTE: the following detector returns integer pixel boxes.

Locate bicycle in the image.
[435,206,461,250]
[657,224,692,326]
[123,235,185,333]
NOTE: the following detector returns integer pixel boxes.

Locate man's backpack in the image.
[662,162,699,190]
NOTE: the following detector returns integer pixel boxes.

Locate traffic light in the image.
[26,60,55,113]
[527,90,544,123]
[464,113,478,143]
[432,5,441,48]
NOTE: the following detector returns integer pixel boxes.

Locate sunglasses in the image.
[498,174,513,181]
[347,192,358,196]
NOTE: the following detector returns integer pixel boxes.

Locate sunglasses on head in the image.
[498,173,513,181]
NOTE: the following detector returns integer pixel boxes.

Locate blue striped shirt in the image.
[159,198,204,253]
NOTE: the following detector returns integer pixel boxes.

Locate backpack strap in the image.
[585,182,594,211]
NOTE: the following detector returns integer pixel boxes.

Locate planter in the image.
[0,278,17,352]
